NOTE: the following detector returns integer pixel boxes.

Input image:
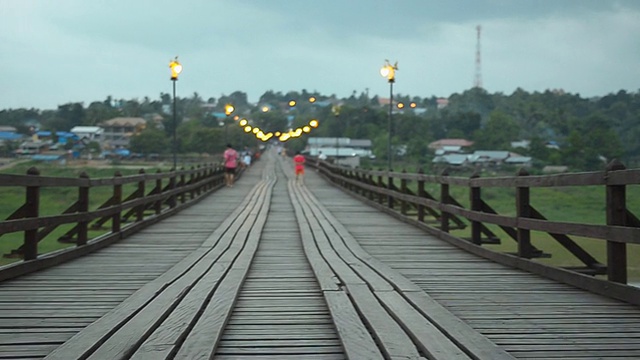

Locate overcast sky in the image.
[1,0,639,110]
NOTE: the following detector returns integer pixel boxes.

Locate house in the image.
[0,126,17,133]
[428,139,474,151]
[0,132,23,149]
[468,150,510,165]
[435,145,465,156]
[101,117,146,149]
[436,98,449,109]
[432,154,469,166]
[306,137,374,158]
[511,140,530,149]
[505,156,533,167]
[71,126,103,143]
[0,132,23,142]
[14,140,49,156]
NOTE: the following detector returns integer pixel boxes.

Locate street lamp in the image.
[169,56,183,170]
[380,59,397,170]
[332,105,341,163]
[224,104,235,143]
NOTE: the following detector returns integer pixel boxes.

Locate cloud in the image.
[1,0,639,109]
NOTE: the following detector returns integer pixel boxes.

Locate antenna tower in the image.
[474,25,483,89]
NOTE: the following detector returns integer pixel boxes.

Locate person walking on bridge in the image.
[223,143,239,187]
[293,151,305,183]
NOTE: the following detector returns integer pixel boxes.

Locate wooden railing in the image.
[312,159,640,305]
[0,163,233,281]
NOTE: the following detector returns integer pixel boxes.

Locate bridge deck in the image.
[0,150,638,359]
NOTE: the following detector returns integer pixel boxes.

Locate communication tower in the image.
[474,25,483,89]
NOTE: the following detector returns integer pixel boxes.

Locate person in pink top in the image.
[293,151,306,183]
[223,144,239,187]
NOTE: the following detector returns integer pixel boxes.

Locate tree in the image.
[473,111,520,150]
[129,128,170,154]
[86,101,117,125]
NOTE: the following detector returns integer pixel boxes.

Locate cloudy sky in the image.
[1,0,639,110]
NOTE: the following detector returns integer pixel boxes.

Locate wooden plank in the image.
[43,174,270,360]
[346,284,420,359]
[324,290,383,359]
[375,290,471,360]
[172,269,246,359]
[96,178,273,359]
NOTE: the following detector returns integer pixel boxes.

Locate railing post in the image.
[206,163,213,191]
[387,169,394,209]
[77,172,89,246]
[606,160,627,283]
[136,169,146,222]
[367,170,375,201]
[516,168,532,259]
[169,170,177,209]
[400,169,408,215]
[195,165,202,196]
[155,169,162,215]
[112,171,122,233]
[417,168,425,223]
[354,169,361,195]
[440,168,450,233]
[470,170,482,245]
[377,169,384,205]
[24,167,40,261]
[189,166,196,199]
[180,167,186,204]
[350,169,356,193]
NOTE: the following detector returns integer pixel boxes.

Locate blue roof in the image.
[36,131,78,139]
[0,132,23,140]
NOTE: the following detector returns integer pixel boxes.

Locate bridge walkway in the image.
[0,149,637,359]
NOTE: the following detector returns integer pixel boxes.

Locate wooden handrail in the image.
[311,158,639,287]
[0,163,235,279]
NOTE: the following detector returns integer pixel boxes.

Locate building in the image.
[14,140,49,156]
[101,117,146,149]
[433,150,532,168]
[428,139,474,151]
[306,137,374,158]
[432,154,470,167]
[70,126,104,143]
[0,126,17,133]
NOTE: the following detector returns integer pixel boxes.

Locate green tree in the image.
[129,128,170,154]
[473,111,520,150]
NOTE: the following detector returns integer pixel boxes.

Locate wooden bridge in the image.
[0,149,639,359]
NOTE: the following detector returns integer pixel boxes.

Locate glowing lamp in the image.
[169,57,183,80]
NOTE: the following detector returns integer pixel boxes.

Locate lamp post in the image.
[169,56,183,170]
[224,104,235,144]
[332,105,341,163]
[380,60,397,171]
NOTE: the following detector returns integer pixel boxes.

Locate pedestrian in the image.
[243,149,252,167]
[316,151,327,171]
[223,143,239,187]
[293,151,305,183]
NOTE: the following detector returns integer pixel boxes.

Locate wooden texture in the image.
[2,150,640,359]
[306,169,640,360]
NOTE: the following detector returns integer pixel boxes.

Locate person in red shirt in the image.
[223,144,239,187]
[293,151,305,183]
